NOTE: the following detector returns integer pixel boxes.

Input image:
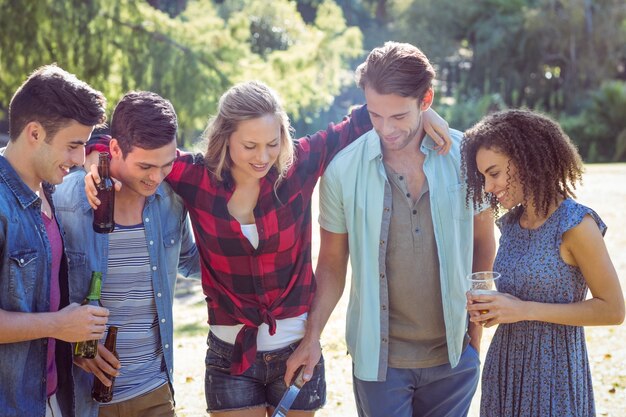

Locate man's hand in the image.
[54,303,109,343]
[74,343,121,386]
[83,150,101,175]
[284,337,321,386]
[84,164,122,210]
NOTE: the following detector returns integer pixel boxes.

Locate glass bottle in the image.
[91,326,119,403]
[73,271,103,359]
[92,152,115,233]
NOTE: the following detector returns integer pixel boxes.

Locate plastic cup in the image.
[467,271,501,314]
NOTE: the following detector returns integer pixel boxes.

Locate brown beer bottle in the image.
[93,152,115,233]
[91,326,119,403]
[73,272,103,359]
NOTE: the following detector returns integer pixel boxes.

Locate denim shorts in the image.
[204,331,326,412]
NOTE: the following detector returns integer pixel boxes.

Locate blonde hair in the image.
[203,81,294,188]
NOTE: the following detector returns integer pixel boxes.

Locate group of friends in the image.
[0,41,623,417]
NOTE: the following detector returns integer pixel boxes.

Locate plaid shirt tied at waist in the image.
[87,105,371,374]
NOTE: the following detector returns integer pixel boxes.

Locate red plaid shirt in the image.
[88,105,371,374]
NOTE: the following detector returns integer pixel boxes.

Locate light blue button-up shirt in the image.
[54,169,200,416]
[319,128,475,381]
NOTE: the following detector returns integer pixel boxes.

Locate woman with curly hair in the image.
[461,109,624,417]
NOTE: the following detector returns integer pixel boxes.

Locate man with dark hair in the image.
[0,64,109,417]
[290,42,496,416]
[54,91,200,417]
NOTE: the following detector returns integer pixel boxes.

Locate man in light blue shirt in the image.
[54,91,200,417]
[291,42,496,417]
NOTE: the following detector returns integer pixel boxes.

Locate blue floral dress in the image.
[481,198,604,417]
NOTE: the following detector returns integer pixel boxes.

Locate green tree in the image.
[0,0,238,141]
[219,0,363,124]
[384,0,626,112]
[0,0,362,144]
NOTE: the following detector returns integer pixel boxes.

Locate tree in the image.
[217,0,362,124]
[0,0,363,144]
[386,0,626,112]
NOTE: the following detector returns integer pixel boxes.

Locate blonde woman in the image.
[86,81,450,417]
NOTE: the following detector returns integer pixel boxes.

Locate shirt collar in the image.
[365,130,437,161]
[0,155,41,209]
[420,134,438,153]
[366,130,383,161]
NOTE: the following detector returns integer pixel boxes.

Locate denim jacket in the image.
[54,169,200,417]
[0,155,75,417]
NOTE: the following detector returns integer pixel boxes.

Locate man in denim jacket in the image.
[0,65,109,417]
[54,91,200,417]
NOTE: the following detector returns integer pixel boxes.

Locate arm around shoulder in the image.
[177,214,201,280]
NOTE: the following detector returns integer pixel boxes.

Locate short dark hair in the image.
[355,41,435,101]
[461,109,583,220]
[9,64,107,142]
[110,91,178,157]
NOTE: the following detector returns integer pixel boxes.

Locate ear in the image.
[24,121,47,144]
[109,138,123,159]
[420,88,434,111]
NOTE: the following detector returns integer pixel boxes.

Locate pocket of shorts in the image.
[205,344,232,371]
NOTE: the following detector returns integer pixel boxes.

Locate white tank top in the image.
[211,223,307,350]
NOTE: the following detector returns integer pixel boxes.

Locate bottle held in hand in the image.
[91,326,119,403]
[74,271,104,359]
[93,152,115,233]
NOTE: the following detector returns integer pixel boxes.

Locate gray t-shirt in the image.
[384,165,448,368]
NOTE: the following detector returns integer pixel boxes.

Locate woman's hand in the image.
[467,291,527,328]
[422,107,451,155]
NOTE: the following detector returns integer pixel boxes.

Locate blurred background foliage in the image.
[0,0,625,161]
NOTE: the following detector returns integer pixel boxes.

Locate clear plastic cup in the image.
[467,271,501,314]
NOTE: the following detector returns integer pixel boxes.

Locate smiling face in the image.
[228,114,281,184]
[364,86,432,155]
[110,138,177,199]
[476,147,524,210]
[32,120,93,185]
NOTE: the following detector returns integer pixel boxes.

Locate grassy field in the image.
[171,163,626,417]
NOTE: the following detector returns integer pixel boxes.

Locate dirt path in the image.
[172,163,626,417]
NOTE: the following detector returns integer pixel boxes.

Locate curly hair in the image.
[461,109,583,221]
